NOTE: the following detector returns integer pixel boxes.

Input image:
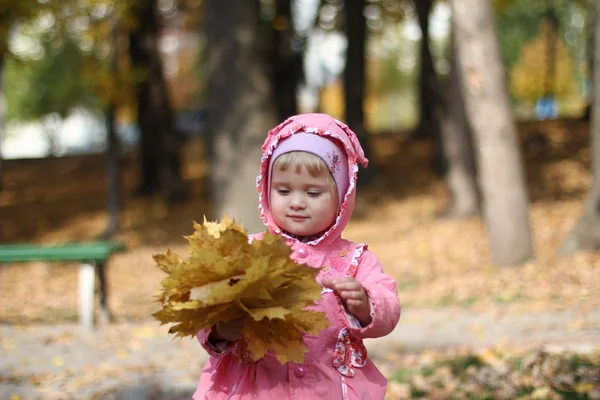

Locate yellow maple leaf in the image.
[152,215,329,363]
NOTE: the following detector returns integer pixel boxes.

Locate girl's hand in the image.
[321,277,372,326]
[211,318,245,342]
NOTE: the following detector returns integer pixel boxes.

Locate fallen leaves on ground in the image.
[0,322,205,399]
[385,348,600,400]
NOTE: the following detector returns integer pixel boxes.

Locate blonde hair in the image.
[273,151,337,192]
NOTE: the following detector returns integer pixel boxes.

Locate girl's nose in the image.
[290,194,306,209]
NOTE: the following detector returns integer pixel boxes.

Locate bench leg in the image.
[96,262,113,324]
[78,263,96,330]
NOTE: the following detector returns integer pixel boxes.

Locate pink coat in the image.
[194,114,401,400]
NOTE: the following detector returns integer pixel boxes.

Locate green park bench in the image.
[0,241,126,330]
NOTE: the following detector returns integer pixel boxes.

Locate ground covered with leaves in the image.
[384,348,600,399]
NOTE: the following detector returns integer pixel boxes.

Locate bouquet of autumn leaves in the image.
[152,216,329,364]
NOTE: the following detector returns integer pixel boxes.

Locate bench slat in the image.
[0,242,126,263]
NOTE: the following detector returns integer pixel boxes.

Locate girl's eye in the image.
[277,189,290,195]
[307,191,321,197]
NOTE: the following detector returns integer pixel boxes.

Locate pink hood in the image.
[257,113,369,247]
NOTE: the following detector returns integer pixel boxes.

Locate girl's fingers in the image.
[346,299,364,309]
[334,277,358,285]
[333,282,361,291]
[321,278,335,288]
[323,277,356,287]
[340,290,366,300]
[323,277,368,309]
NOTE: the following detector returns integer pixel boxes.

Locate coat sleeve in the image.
[345,249,401,340]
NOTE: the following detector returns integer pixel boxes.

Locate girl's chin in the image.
[289,229,315,236]
[276,219,331,238]
[281,225,318,237]
[288,228,326,238]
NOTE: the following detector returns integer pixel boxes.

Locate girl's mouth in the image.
[288,215,308,222]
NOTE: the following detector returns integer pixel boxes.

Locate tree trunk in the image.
[129,0,186,201]
[413,0,438,139]
[205,0,277,233]
[102,25,121,239]
[585,0,596,120]
[272,0,300,120]
[414,0,446,176]
[544,11,558,98]
[560,0,600,255]
[0,56,4,192]
[102,102,121,238]
[42,115,61,157]
[589,0,596,90]
[451,0,534,266]
[439,31,479,219]
[343,0,376,186]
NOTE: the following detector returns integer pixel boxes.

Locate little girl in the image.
[194,113,401,400]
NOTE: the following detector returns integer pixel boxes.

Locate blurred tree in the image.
[451,0,534,266]
[494,0,587,69]
[343,0,377,186]
[510,16,577,105]
[3,0,198,202]
[369,55,413,98]
[270,0,301,120]
[204,0,277,233]
[5,31,99,156]
[586,0,595,111]
[561,0,600,254]
[160,1,204,111]
[0,55,4,191]
[0,1,43,53]
[0,0,51,190]
[412,0,440,141]
[413,0,448,178]
[494,0,553,69]
[2,1,131,237]
[582,0,595,120]
[439,29,479,218]
[101,23,122,240]
[128,0,186,202]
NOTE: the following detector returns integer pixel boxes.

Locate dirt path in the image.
[367,306,600,356]
[1,306,599,399]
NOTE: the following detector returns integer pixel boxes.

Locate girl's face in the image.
[270,163,338,238]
